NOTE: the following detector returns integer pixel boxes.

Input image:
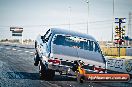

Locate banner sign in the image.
[10,27,23,36]
[12,32,22,36]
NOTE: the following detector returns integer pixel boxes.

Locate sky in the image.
[0,0,132,41]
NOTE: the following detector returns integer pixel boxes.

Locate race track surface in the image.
[0,43,132,87]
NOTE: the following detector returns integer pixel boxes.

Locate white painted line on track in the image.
[29,52,34,54]
[12,48,16,51]
[5,47,11,50]
[17,50,22,52]
[25,51,29,53]
[0,46,3,49]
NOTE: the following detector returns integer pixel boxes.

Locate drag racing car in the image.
[34,28,106,81]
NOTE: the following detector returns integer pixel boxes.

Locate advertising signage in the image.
[10,27,23,36]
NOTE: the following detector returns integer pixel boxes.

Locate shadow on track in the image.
[6,72,39,80]
[6,72,76,81]
[53,75,76,81]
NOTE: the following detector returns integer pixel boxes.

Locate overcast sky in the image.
[0,0,132,41]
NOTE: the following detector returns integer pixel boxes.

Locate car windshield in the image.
[53,34,101,52]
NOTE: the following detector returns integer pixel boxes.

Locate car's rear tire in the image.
[39,62,55,80]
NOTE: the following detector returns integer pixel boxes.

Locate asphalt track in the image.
[0,43,132,87]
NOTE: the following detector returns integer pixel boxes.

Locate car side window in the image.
[94,42,101,53]
[83,40,88,50]
[53,35,65,45]
[93,42,96,52]
[86,40,90,50]
[52,35,102,53]
[89,41,93,51]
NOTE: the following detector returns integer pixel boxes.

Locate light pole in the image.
[86,0,89,34]
[69,6,71,31]
[112,0,114,42]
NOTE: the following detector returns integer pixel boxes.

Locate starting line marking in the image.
[2,46,35,55]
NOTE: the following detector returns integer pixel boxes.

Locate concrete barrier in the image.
[126,48,132,56]
[101,47,126,56]
[105,56,132,74]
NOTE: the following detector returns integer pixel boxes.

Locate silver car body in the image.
[36,28,106,69]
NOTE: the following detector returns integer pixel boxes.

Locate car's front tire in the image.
[34,52,40,66]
